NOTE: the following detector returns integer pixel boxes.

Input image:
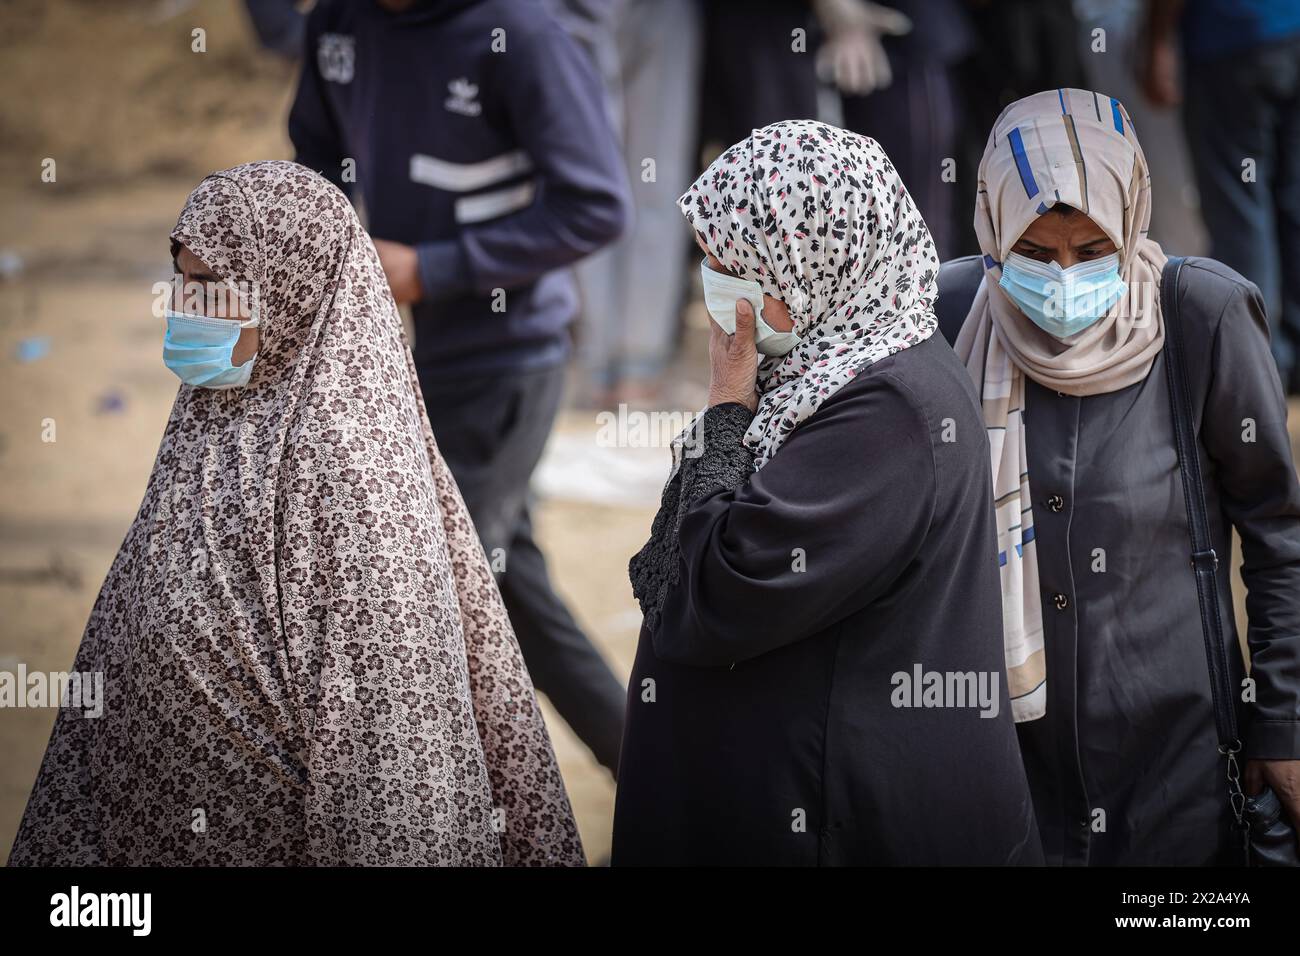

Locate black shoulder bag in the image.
[1161,256,1300,866]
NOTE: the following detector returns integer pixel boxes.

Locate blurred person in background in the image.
[817,0,975,260]
[1073,0,1208,258]
[242,0,306,58]
[288,0,631,775]
[1141,0,1300,392]
[935,90,1300,865]
[7,162,584,866]
[700,0,822,149]
[614,121,1042,866]
[951,0,1090,255]
[551,0,705,407]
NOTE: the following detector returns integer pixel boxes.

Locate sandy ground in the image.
[2,0,1297,867]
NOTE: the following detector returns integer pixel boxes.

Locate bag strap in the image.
[1159,256,1250,853]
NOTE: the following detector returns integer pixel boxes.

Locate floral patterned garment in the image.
[678,120,940,470]
[7,161,584,866]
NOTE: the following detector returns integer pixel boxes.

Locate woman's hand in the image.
[707,298,760,412]
[372,238,423,305]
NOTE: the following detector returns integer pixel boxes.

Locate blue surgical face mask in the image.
[163,310,259,389]
[698,258,801,357]
[998,251,1127,338]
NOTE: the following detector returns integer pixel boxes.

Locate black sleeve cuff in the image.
[627,403,755,633]
[1246,718,1300,760]
[676,403,756,511]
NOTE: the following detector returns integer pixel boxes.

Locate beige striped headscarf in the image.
[954,89,1166,722]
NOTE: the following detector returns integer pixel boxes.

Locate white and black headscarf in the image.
[678,120,940,470]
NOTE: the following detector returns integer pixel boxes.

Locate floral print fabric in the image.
[8,161,584,866]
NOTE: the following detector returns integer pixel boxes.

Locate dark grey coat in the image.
[935,255,1300,865]
[613,335,1043,866]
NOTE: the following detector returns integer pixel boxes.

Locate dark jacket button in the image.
[1053,592,1069,610]
[1046,494,1064,512]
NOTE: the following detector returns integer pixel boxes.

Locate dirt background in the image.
[1,0,1296,867]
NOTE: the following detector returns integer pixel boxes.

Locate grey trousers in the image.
[565,0,705,389]
[1184,35,1300,390]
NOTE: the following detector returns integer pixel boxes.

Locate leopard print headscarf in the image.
[8,161,583,867]
[679,120,939,470]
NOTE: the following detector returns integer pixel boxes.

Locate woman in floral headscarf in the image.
[8,161,583,867]
[614,121,1041,865]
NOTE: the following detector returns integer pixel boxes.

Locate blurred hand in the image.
[1139,35,1181,108]
[813,0,911,96]
[1245,758,1300,838]
[372,238,422,305]
[707,298,760,412]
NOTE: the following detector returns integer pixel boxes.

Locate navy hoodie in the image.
[289,0,631,377]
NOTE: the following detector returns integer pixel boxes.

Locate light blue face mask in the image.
[163,310,259,389]
[998,251,1127,338]
[698,258,801,357]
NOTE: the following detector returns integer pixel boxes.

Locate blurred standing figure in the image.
[951,0,1089,255]
[1074,0,1208,257]
[700,0,821,149]
[242,0,306,57]
[550,0,705,406]
[1142,0,1300,392]
[289,0,632,773]
[543,0,628,131]
[818,0,975,260]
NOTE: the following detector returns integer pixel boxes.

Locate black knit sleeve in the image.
[627,403,755,634]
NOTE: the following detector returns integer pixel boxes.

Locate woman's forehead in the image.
[1018,209,1113,244]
